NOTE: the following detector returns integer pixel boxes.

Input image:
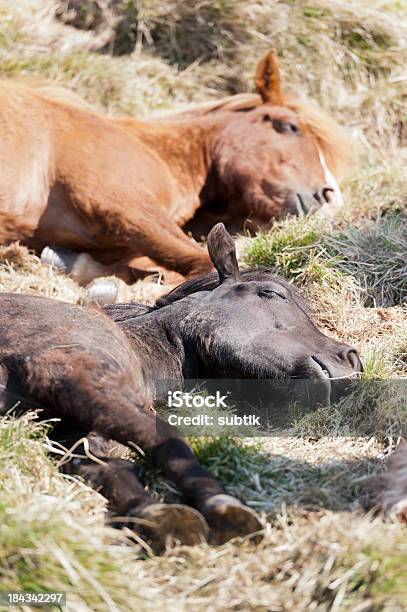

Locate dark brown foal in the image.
[0,224,362,549]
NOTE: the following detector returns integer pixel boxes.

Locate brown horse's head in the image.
[206,50,349,221]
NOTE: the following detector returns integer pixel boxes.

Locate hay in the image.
[0,244,85,303]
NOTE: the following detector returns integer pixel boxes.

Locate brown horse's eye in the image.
[272,120,300,135]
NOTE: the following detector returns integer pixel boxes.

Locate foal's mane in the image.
[155,267,310,312]
[168,92,350,176]
[104,267,311,324]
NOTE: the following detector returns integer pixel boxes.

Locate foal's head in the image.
[176,224,362,388]
[206,50,349,221]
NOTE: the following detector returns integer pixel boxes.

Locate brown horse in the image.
[0,50,348,283]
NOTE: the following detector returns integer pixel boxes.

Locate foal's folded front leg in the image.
[84,406,263,545]
[59,432,209,551]
[151,437,264,545]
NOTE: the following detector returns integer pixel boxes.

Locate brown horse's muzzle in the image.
[289,187,334,216]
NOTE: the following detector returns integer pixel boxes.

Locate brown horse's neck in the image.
[113,113,227,220]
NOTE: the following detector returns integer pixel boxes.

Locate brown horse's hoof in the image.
[41,245,77,272]
[127,503,209,550]
[86,277,130,306]
[200,494,264,545]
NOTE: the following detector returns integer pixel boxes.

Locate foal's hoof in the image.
[201,494,264,545]
[128,503,209,550]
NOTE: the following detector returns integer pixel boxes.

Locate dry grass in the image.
[0,243,86,303]
[1,417,406,610]
[0,243,169,306]
[0,0,406,609]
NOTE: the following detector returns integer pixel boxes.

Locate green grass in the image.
[243,216,340,286]
[293,380,407,438]
[192,436,267,487]
[325,213,407,307]
[244,211,407,306]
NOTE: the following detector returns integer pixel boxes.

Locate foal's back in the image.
[0,293,143,415]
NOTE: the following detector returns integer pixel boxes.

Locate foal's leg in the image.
[15,354,262,545]
[151,437,264,544]
[82,403,263,545]
[59,432,209,550]
[128,214,213,278]
[0,364,209,549]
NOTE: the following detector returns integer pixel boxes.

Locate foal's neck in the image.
[117,304,189,387]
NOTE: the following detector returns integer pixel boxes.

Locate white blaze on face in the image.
[317,147,344,217]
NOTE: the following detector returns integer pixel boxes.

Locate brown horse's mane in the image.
[168,92,350,176]
[19,80,349,176]
[27,80,96,112]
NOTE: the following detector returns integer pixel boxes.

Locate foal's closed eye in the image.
[258,289,287,300]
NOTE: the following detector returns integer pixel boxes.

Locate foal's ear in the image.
[207,223,240,283]
[255,49,284,106]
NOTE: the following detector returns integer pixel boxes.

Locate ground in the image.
[0,1,406,610]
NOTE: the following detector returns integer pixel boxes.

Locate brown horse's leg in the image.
[91,210,213,279]
[42,217,211,288]
[134,215,213,278]
[41,247,136,286]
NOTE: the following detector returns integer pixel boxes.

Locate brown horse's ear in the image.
[207,223,240,283]
[255,49,284,105]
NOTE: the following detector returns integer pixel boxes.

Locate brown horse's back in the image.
[0,52,349,282]
[0,82,53,241]
[0,81,177,253]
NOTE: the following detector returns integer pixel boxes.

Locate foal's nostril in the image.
[339,348,361,371]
